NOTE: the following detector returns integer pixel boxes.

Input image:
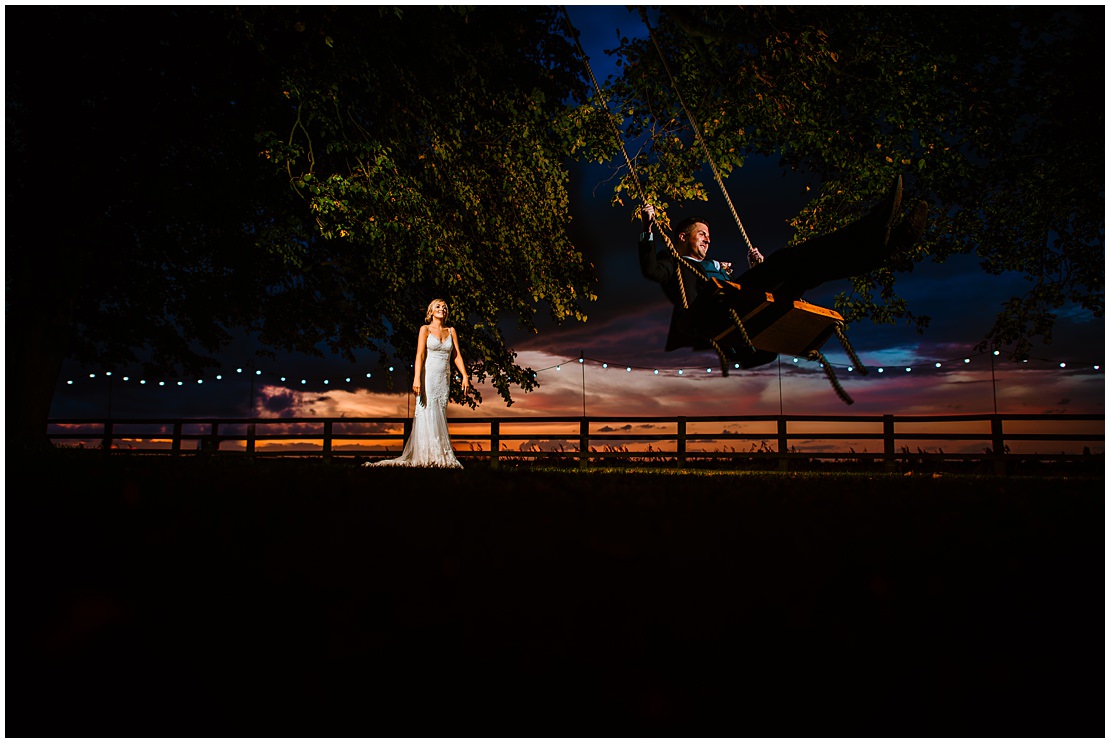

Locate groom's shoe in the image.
[874,174,904,247]
[889,199,928,252]
[884,199,929,271]
[856,173,905,263]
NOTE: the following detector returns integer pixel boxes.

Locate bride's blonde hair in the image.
[424,298,449,324]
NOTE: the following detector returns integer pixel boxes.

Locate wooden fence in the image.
[47,413,1104,474]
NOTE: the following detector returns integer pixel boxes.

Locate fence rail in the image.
[47,413,1104,474]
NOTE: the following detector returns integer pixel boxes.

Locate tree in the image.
[7,7,290,449]
[6,6,596,449]
[592,6,1103,358]
[236,5,596,406]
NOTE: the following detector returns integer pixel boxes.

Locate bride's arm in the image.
[412,325,429,395]
[449,327,470,395]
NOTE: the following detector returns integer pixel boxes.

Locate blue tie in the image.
[698,258,729,281]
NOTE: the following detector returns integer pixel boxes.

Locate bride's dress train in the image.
[366,333,463,468]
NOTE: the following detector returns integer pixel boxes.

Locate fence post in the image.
[883,414,896,471]
[172,422,183,455]
[777,417,789,471]
[579,419,589,469]
[101,420,114,453]
[677,417,686,468]
[246,423,256,455]
[322,420,333,463]
[197,422,220,453]
[991,415,1006,476]
[490,420,500,469]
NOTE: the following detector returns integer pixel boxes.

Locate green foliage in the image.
[598,6,1103,359]
[7,6,606,450]
[238,6,597,405]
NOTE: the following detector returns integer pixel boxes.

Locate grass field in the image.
[8,452,1105,735]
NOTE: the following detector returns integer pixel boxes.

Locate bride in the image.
[365,299,471,468]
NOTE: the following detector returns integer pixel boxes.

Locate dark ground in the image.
[7,452,1105,736]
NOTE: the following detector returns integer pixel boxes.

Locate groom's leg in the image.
[737,175,904,294]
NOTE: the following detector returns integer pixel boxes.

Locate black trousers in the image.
[735,176,902,297]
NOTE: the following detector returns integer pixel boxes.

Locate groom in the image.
[637,174,927,368]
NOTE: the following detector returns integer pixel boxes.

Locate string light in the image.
[58,349,1104,393]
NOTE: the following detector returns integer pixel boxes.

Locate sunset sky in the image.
[46,6,1105,441]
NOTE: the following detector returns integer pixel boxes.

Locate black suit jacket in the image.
[638,233,778,368]
[637,235,713,352]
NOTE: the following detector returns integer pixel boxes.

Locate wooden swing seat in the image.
[702,278,844,357]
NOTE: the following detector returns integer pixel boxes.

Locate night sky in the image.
[46,6,1105,428]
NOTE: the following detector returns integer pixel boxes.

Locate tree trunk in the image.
[7,295,74,452]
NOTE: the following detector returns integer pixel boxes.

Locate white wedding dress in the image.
[368,332,463,468]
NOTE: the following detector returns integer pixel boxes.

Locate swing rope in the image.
[560,6,741,376]
[638,8,756,256]
[808,348,854,406]
[834,324,868,376]
[560,7,860,396]
[558,6,705,317]
[638,8,868,395]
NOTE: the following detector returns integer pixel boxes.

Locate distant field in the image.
[8,452,1104,736]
